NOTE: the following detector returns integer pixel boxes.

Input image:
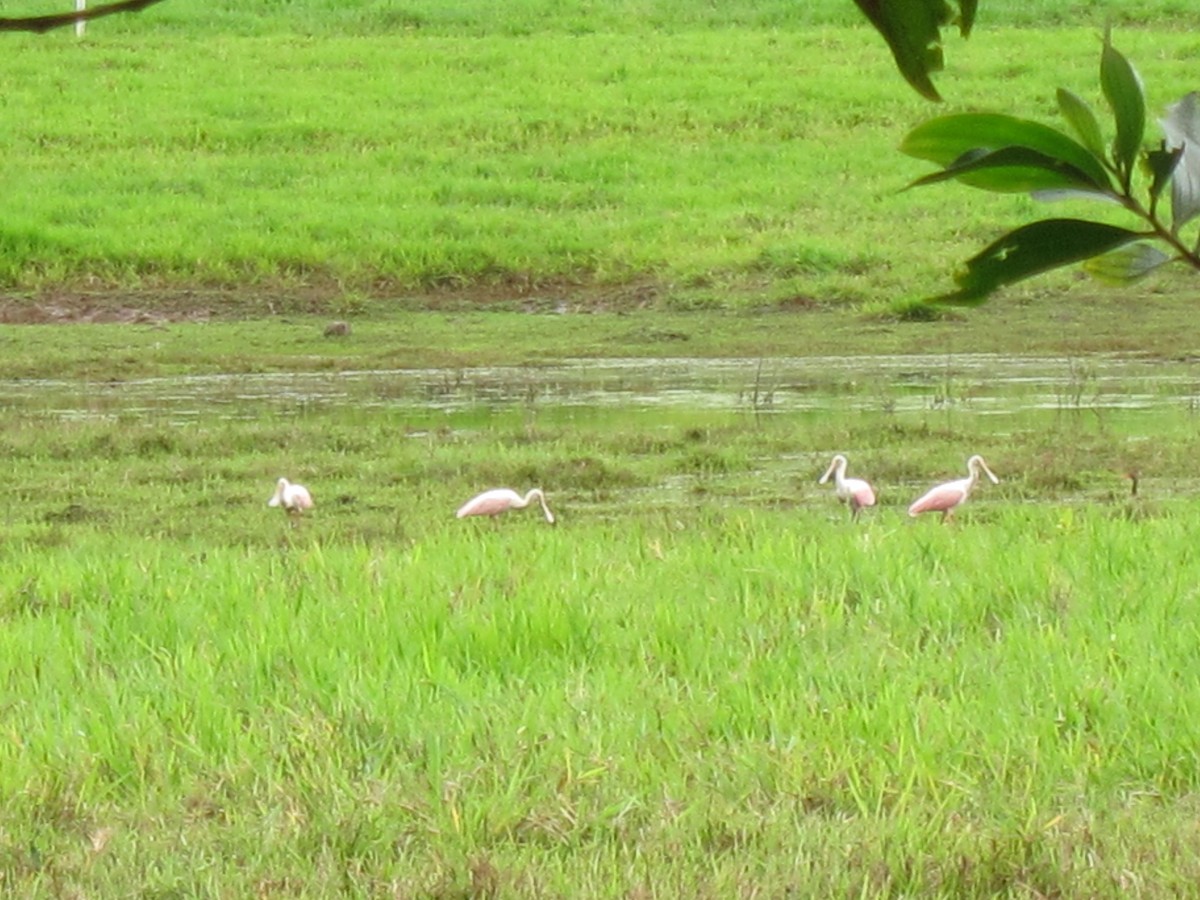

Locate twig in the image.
[0,0,168,34]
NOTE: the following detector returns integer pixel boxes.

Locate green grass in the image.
[6,3,1200,895]
[4,313,1200,894]
[3,283,1200,380]
[3,2,1200,307]
[7,0,1200,35]
[4,476,1200,895]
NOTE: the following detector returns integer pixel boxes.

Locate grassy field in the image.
[6,509,1200,896]
[2,283,1200,380]
[1,364,1199,898]
[6,1,1200,897]
[2,1,1200,310]
[4,308,1200,896]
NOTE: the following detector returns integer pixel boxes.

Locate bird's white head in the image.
[968,455,1000,484]
[819,454,847,485]
[268,477,289,507]
[529,488,556,525]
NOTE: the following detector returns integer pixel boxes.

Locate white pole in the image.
[75,0,86,38]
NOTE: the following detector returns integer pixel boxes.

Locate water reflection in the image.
[1,354,1197,420]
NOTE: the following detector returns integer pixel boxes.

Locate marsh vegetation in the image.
[4,310,1200,896]
[5,1,1200,896]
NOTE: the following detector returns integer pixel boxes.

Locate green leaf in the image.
[901,113,1114,191]
[1144,143,1183,209]
[1056,88,1107,162]
[1159,92,1200,231]
[932,218,1143,305]
[1082,242,1173,284]
[1100,35,1145,186]
[906,145,1111,195]
[852,0,975,102]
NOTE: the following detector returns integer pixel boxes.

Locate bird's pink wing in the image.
[457,492,510,518]
[849,479,875,508]
[292,486,314,509]
[908,483,964,516]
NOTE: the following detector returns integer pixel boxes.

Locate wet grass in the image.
[6,2,1200,894]
[4,279,1200,381]
[2,303,1200,895]
[3,327,1200,897]
[3,389,1200,895]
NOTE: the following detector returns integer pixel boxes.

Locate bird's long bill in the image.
[981,460,1000,484]
[540,498,556,525]
[818,460,837,484]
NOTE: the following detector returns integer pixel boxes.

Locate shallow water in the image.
[2,353,1197,421]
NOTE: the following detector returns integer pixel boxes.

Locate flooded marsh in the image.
[4,315,1200,897]
[8,350,1200,418]
[3,346,1200,542]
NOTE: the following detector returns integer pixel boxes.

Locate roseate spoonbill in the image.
[908,455,999,522]
[268,477,314,514]
[818,454,876,520]
[456,488,556,524]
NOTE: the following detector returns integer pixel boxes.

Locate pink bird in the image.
[268,477,314,515]
[818,454,876,520]
[456,487,556,524]
[908,455,999,522]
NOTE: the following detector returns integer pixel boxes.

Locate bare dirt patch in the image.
[0,277,682,324]
[0,291,217,324]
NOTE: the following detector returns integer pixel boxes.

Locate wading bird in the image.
[268,477,314,515]
[818,454,876,520]
[456,488,556,524]
[908,455,998,522]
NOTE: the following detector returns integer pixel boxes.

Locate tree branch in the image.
[0,0,168,34]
